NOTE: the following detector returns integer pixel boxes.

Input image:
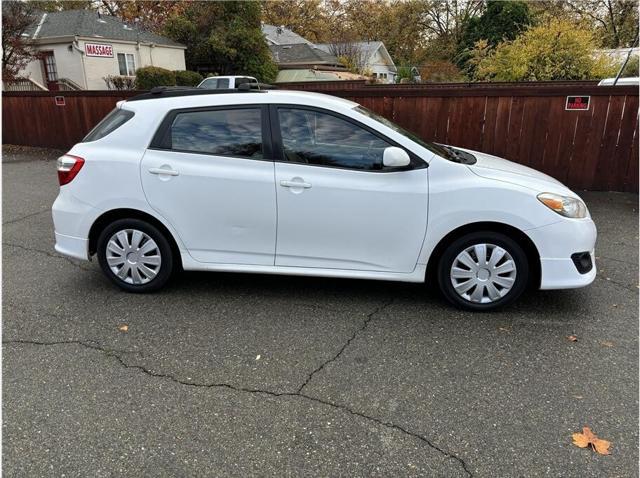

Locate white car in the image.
[52,88,596,310]
[197,76,258,89]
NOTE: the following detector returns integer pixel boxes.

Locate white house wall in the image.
[79,40,186,89]
[367,48,396,84]
[16,39,186,90]
[22,42,85,88]
[22,59,46,86]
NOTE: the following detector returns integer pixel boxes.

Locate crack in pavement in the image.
[596,254,639,266]
[596,274,638,293]
[2,242,98,274]
[4,336,472,477]
[2,209,51,226]
[297,298,394,394]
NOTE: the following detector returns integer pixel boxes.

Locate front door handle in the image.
[149,167,179,176]
[280,179,311,189]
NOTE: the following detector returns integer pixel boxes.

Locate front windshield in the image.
[354,105,459,161]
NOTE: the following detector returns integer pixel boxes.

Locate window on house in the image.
[117,53,136,76]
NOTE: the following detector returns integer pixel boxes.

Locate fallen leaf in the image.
[118,324,129,332]
[567,335,578,342]
[572,427,612,455]
[601,340,614,347]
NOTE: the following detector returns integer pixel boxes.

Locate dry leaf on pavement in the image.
[118,324,129,332]
[567,335,578,342]
[572,427,611,455]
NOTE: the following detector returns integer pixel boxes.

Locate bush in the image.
[174,70,203,86]
[620,54,639,77]
[103,75,136,90]
[134,66,176,90]
[471,20,617,81]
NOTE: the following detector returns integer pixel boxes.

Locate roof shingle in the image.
[27,10,184,47]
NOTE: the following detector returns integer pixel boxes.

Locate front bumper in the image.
[526,218,597,290]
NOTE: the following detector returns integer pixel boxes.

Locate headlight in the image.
[537,193,588,218]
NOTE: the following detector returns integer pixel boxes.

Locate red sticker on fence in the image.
[566,96,590,111]
[54,96,65,106]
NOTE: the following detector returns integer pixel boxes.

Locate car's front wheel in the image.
[437,231,529,311]
[96,218,174,292]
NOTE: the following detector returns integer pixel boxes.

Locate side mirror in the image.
[383,147,411,168]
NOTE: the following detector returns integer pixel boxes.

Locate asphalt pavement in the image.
[2,147,638,477]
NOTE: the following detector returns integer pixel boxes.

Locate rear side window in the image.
[167,108,263,159]
[83,108,134,142]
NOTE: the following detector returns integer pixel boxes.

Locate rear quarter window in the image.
[82,108,134,142]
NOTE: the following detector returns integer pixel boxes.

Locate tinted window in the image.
[83,108,134,142]
[236,77,256,86]
[199,78,230,89]
[278,108,391,171]
[169,108,262,159]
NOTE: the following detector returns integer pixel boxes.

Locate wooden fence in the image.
[3,81,638,192]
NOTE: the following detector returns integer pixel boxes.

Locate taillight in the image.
[57,155,85,185]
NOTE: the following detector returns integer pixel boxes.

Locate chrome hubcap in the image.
[106,229,161,285]
[450,243,517,304]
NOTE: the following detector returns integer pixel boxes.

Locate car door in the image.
[272,105,428,273]
[141,105,277,265]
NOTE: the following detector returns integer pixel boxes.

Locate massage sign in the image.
[85,43,114,58]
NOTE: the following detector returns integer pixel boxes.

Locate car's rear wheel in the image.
[97,218,173,292]
[437,231,529,311]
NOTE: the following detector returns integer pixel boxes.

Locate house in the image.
[269,43,367,83]
[269,44,344,70]
[11,9,186,90]
[262,24,313,46]
[262,24,372,83]
[316,41,397,84]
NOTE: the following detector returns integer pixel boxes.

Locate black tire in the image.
[437,231,529,311]
[97,218,174,293]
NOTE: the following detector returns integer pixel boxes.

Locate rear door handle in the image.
[149,167,179,176]
[280,180,311,189]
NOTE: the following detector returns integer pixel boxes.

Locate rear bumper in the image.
[526,218,597,290]
[52,189,95,261]
[54,232,89,260]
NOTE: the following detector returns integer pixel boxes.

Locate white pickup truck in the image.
[197,75,258,89]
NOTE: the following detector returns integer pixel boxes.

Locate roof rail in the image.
[127,86,268,102]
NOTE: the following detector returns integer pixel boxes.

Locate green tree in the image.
[457,1,532,75]
[531,0,639,49]
[620,54,639,77]
[460,1,532,49]
[472,19,617,81]
[165,1,277,83]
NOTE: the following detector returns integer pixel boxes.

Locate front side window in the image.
[168,108,262,159]
[117,53,136,76]
[354,105,465,163]
[277,108,392,171]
